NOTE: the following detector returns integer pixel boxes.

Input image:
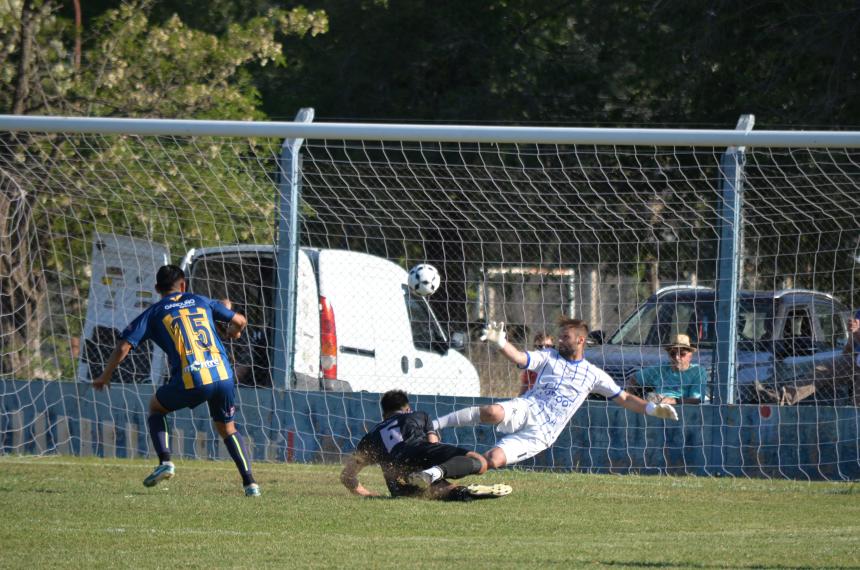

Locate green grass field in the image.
[1,456,858,569]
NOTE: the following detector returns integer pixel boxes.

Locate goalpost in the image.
[0,113,858,480]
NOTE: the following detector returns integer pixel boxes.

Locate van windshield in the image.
[188,253,275,387]
[406,296,448,352]
[608,296,774,348]
[188,253,275,325]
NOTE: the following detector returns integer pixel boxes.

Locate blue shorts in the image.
[155,379,237,423]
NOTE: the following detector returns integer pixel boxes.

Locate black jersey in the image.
[356,410,435,466]
[356,410,465,497]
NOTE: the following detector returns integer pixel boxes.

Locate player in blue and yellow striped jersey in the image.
[94,265,260,497]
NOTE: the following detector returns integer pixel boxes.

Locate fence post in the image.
[273,108,314,389]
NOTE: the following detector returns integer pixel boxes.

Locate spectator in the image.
[755,310,860,406]
[519,332,554,395]
[627,334,707,405]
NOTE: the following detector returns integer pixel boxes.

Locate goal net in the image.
[1,119,858,480]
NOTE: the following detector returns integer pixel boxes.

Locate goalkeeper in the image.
[434,318,679,469]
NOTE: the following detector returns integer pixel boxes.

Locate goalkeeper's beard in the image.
[557,343,575,360]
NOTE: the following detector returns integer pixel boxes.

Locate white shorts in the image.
[495,431,549,465]
[496,398,531,434]
[494,398,549,465]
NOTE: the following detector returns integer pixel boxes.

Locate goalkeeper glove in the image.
[480,321,507,349]
[645,402,679,421]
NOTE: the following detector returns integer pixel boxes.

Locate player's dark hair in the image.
[155,264,185,294]
[380,390,410,416]
[557,317,589,336]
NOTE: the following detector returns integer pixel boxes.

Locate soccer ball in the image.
[407,264,440,297]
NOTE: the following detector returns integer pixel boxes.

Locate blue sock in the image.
[223,432,255,486]
[147,413,171,463]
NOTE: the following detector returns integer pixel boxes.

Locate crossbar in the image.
[1,115,859,147]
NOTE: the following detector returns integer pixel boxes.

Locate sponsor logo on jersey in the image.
[164,298,197,310]
[184,358,222,373]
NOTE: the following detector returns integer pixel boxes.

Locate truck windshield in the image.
[608,296,773,348]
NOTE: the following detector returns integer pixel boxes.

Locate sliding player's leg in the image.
[393,443,511,502]
[434,480,513,501]
[406,442,489,487]
[410,451,487,486]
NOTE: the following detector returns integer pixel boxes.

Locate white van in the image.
[179,245,481,397]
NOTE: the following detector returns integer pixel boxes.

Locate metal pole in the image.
[708,114,753,475]
[272,108,314,389]
[1,114,858,147]
[713,114,753,405]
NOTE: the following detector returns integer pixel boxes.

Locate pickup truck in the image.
[585,286,853,404]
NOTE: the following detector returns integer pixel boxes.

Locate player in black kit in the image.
[340,390,512,501]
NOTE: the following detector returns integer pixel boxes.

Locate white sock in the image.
[422,466,444,484]
[433,406,482,431]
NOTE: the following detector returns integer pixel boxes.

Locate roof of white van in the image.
[181,244,323,270]
[180,245,407,274]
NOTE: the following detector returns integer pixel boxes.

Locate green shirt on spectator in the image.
[637,364,707,400]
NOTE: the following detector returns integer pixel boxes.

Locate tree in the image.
[269,0,858,314]
[264,0,858,126]
[0,0,327,378]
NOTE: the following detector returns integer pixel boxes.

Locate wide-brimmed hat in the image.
[665,333,696,353]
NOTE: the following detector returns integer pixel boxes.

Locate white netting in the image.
[0,123,858,479]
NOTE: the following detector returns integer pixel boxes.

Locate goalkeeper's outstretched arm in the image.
[481,321,528,367]
[613,390,679,421]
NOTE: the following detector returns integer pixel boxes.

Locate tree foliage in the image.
[0,0,327,378]
[266,0,858,127]
[1,0,327,118]
[1,0,858,377]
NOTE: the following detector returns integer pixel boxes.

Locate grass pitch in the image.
[1,456,858,569]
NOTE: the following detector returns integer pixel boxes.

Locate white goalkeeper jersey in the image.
[519,349,622,444]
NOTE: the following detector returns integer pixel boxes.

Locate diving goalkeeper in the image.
[433,318,679,469]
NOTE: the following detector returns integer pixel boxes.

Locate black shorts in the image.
[393,441,470,471]
[385,442,471,498]
[155,379,236,422]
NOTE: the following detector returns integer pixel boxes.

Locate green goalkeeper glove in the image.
[646,402,679,421]
[480,321,507,349]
